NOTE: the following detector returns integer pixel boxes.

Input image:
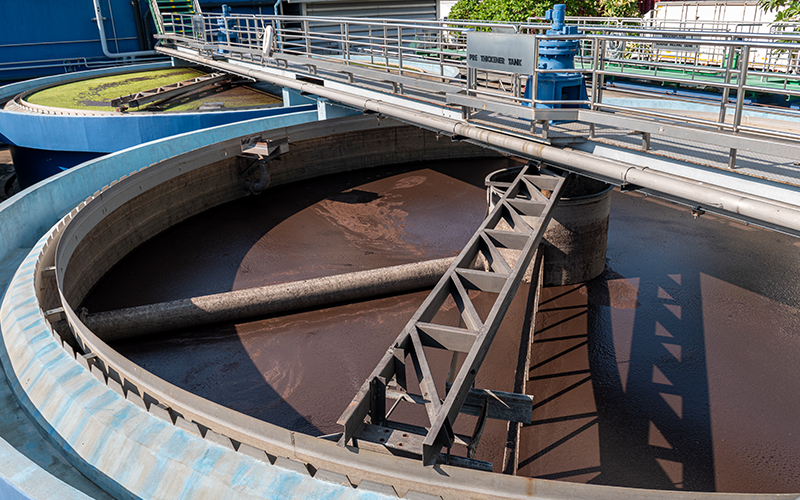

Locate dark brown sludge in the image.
[84,158,800,493]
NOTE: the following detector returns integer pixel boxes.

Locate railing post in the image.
[718,43,736,129]
[398,25,404,79]
[531,35,540,132]
[384,23,389,72]
[369,25,374,67]
[590,37,600,111]
[304,19,311,56]
[597,39,606,108]
[463,67,476,120]
[733,44,749,133]
[730,43,750,169]
[344,23,350,63]
[439,29,445,78]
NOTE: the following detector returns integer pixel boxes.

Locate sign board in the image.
[192,15,206,40]
[466,32,536,74]
[653,34,700,53]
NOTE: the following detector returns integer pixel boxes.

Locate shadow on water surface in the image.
[518,270,715,490]
[85,157,513,436]
[585,270,715,490]
[518,188,800,492]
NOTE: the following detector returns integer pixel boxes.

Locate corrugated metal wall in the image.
[297,0,437,20]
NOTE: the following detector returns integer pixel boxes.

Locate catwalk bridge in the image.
[150,6,800,237]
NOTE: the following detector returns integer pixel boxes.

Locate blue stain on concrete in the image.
[16,310,39,325]
[107,403,136,429]
[127,414,169,448]
[177,447,228,499]
[84,389,118,413]
[194,445,226,472]
[21,319,44,332]
[21,320,45,332]
[56,365,85,387]
[156,428,194,463]
[137,440,174,498]
[86,416,120,466]
[59,377,98,404]
[50,393,75,431]
[33,340,58,360]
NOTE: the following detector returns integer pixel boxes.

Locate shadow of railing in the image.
[586,271,715,490]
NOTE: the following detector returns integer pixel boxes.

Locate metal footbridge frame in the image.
[337,164,565,466]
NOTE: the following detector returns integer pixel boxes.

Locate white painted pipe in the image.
[93,0,158,59]
[155,46,800,235]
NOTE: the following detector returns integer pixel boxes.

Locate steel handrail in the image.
[154,11,800,166]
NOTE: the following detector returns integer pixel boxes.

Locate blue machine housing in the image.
[524,4,588,114]
[217,5,239,53]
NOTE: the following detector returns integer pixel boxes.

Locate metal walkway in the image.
[149,11,800,236]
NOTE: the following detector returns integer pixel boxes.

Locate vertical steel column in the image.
[718,43,736,129]
[730,44,750,169]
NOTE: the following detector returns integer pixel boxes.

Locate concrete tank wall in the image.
[64,119,498,306]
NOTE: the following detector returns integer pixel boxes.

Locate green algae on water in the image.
[26,68,207,110]
[25,67,281,112]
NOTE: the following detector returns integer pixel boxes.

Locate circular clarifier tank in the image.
[0,63,310,187]
[23,67,281,113]
[80,157,800,493]
[10,117,800,499]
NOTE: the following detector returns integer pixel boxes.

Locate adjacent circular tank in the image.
[0,63,306,187]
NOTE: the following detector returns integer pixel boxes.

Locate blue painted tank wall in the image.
[0,0,276,82]
[0,105,313,153]
[1,0,149,81]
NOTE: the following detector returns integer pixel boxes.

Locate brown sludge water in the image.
[83,158,800,493]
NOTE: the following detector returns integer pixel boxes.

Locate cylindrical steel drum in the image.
[486,167,612,286]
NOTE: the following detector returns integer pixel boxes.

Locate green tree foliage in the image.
[758,0,800,21]
[597,0,641,18]
[448,0,640,22]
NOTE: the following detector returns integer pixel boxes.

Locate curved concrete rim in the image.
[1,116,797,499]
